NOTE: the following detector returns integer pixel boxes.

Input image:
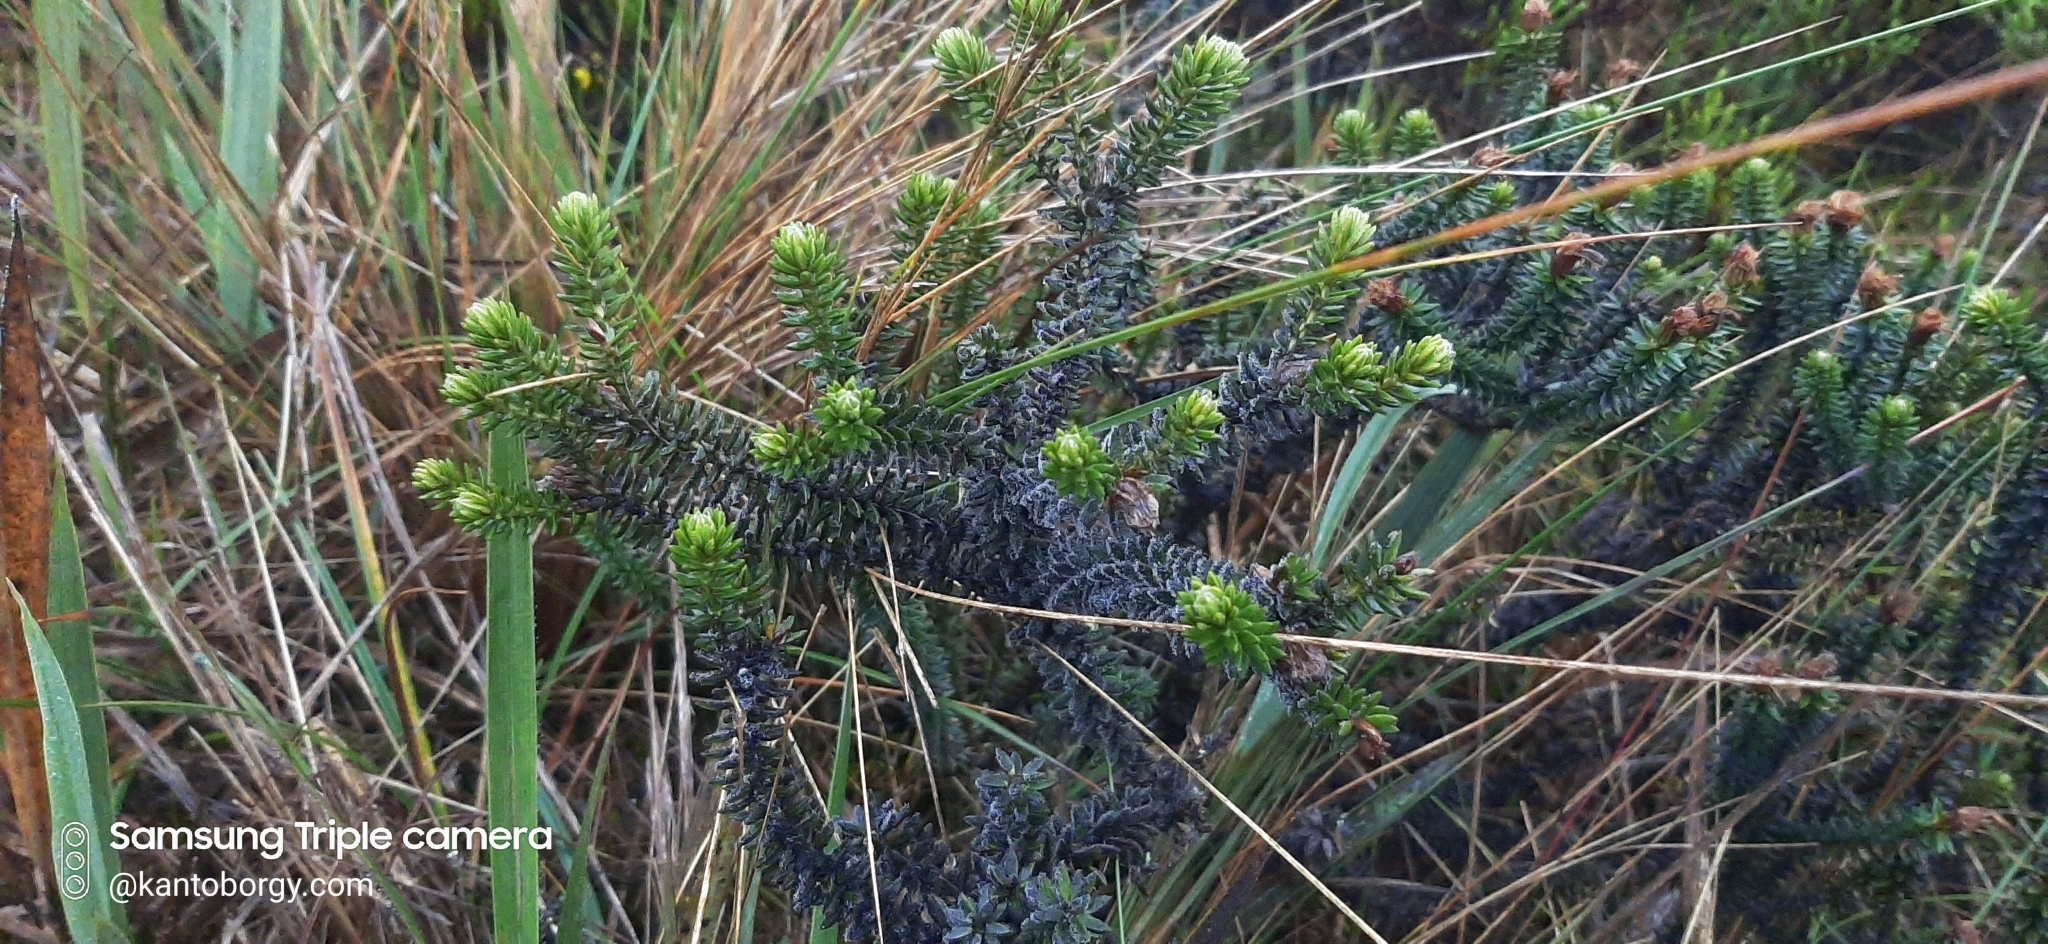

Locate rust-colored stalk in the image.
[0,199,53,899]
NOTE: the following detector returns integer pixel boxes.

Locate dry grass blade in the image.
[1329,57,2048,277]
[869,571,2048,710]
[938,56,2048,410]
[0,198,53,901]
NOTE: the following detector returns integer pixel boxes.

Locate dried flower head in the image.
[1277,640,1333,688]
[1787,199,1828,232]
[1552,232,1596,278]
[1856,262,1898,309]
[1823,190,1866,231]
[1948,806,1997,834]
[1720,242,1761,290]
[1794,652,1839,680]
[1546,69,1580,105]
[1603,58,1644,88]
[1700,292,1739,325]
[1908,307,1948,347]
[1357,725,1390,763]
[1108,474,1161,533]
[1878,589,1921,626]
[1366,277,1409,315]
[1660,304,1717,341]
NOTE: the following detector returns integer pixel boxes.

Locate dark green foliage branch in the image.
[417,7,1443,939]
[414,1,2048,938]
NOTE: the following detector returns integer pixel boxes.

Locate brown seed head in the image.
[1823,190,1866,231]
[1949,806,1996,834]
[1856,261,1898,309]
[1794,652,1839,680]
[1279,640,1332,687]
[1908,307,1949,347]
[1700,292,1738,324]
[1661,304,1717,341]
[1109,474,1160,533]
[1722,242,1761,288]
[1787,199,1828,232]
[1520,0,1552,31]
[1603,58,1644,88]
[1366,277,1409,315]
[1551,232,1594,278]
[1878,589,1920,626]
[1356,724,1390,763]
[1546,69,1580,106]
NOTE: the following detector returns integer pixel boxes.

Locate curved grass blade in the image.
[19,586,126,943]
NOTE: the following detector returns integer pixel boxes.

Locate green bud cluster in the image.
[1959,287,2048,392]
[813,382,885,455]
[1303,685,1398,739]
[1337,533,1430,617]
[752,423,828,478]
[1007,0,1069,44]
[1126,37,1250,181]
[770,222,863,387]
[1305,336,1457,414]
[669,510,757,615]
[1332,109,1376,166]
[411,458,555,535]
[1386,108,1441,160]
[932,28,998,124]
[551,192,635,329]
[1160,389,1225,457]
[1042,426,1119,501]
[1177,575,1282,674]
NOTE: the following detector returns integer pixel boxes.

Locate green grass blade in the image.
[810,663,859,944]
[17,585,126,943]
[1376,426,1504,547]
[33,0,92,323]
[1414,427,1571,563]
[1310,404,1415,569]
[538,565,606,700]
[554,735,612,944]
[486,431,540,944]
[48,481,119,855]
[210,0,284,342]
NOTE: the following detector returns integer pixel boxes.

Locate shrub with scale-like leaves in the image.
[414,12,1433,940]
[408,2,2048,938]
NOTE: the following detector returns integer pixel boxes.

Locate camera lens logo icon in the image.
[58,822,91,901]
